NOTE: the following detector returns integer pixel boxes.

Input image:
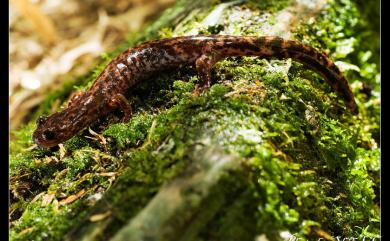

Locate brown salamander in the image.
[33,35,358,148]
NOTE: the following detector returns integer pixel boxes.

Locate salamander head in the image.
[32,105,92,148]
[33,92,109,148]
[33,112,73,148]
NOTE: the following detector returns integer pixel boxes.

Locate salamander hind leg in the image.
[109,93,133,122]
[194,48,222,96]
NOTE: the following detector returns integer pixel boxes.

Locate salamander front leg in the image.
[194,50,221,96]
[109,93,133,122]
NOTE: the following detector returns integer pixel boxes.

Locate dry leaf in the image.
[97,172,117,177]
[34,159,42,165]
[312,227,335,241]
[59,144,66,160]
[11,0,59,45]
[31,192,45,203]
[18,227,34,236]
[41,193,55,206]
[53,199,59,212]
[87,127,107,145]
[89,210,112,222]
[23,144,38,151]
[59,189,86,205]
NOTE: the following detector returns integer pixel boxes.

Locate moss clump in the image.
[10,201,90,241]
[246,0,293,13]
[104,114,154,149]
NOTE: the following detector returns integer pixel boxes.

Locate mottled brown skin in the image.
[33,35,358,148]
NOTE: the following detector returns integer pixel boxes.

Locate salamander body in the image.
[33,35,358,148]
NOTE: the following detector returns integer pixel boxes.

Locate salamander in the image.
[32,35,358,148]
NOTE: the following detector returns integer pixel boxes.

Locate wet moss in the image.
[10,201,90,241]
[246,0,293,13]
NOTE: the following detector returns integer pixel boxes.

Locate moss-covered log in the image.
[10,0,380,240]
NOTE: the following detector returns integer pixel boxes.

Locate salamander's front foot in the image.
[193,50,221,96]
[109,93,133,122]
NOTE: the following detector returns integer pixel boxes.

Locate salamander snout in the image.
[32,128,59,148]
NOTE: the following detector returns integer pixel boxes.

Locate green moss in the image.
[10,201,89,241]
[62,148,95,177]
[104,113,154,149]
[316,116,357,170]
[246,0,293,13]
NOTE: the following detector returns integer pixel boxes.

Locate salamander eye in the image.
[43,130,56,140]
[36,116,48,127]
